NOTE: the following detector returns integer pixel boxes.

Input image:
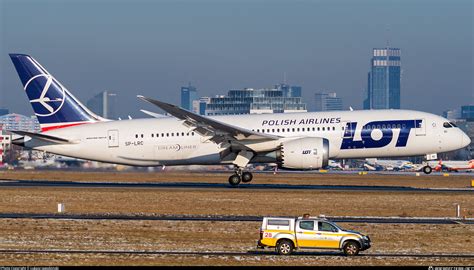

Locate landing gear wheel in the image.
[241,172,253,183]
[343,241,360,256]
[422,165,432,174]
[228,174,241,186]
[276,239,294,255]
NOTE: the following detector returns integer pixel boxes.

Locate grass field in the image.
[0,170,472,265]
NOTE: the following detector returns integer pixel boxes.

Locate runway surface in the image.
[1,213,472,224]
[0,179,473,192]
[0,249,472,258]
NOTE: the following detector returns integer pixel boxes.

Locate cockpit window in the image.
[443,122,453,128]
[449,122,457,128]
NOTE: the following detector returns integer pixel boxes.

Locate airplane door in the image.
[415,119,426,136]
[107,130,119,148]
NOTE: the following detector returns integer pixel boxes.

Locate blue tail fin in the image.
[9,54,103,132]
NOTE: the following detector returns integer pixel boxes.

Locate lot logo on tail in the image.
[24,74,65,117]
[341,120,423,150]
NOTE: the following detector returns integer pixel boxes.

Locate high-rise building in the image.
[86,91,117,119]
[0,109,9,117]
[461,105,474,121]
[205,87,306,116]
[314,92,343,111]
[275,84,302,98]
[180,84,198,111]
[363,48,401,110]
[443,109,462,120]
[192,97,210,115]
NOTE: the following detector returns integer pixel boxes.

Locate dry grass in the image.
[0,169,473,188]
[0,219,472,266]
[0,187,472,218]
[0,170,472,265]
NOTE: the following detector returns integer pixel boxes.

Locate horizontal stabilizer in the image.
[9,130,72,144]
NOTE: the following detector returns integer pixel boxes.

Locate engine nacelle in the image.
[280,137,329,169]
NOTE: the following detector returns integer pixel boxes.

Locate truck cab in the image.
[257,216,371,256]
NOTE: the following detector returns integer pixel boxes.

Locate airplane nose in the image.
[461,131,471,148]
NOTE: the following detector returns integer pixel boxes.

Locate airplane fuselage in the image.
[24,109,468,167]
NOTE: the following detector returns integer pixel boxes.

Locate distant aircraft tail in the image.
[9,54,105,132]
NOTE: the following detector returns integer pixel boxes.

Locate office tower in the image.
[314,92,343,111]
[363,48,401,109]
[180,83,198,111]
[0,109,8,117]
[461,105,474,121]
[275,84,302,98]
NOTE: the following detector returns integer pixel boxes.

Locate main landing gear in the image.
[228,168,253,187]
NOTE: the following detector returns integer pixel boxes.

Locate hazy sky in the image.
[0,0,473,118]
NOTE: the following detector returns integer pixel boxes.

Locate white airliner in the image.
[364,158,416,171]
[8,54,471,185]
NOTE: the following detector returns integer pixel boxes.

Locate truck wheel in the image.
[276,239,293,255]
[422,166,432,174]
[343,241,360,256]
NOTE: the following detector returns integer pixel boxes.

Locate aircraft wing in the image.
[138,96,280,144]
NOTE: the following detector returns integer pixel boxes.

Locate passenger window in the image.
[135,134,138,138]
[322,127,325,131]
[332,127,335,131]
[192,132,195,136]
[312,127,315,131]
[299,221,314,231]
[318,222,338,232]
[277,128,280,132]
[141,134,144,138]
[151,134,154,138]
[161,133,164,137]
[182,132,185,136]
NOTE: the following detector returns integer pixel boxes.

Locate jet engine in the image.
[279,137,329,169]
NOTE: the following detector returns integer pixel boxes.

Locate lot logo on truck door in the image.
[341,120,423,150]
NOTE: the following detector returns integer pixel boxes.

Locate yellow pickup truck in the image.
[257,216,371,256]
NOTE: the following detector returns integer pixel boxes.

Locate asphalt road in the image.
[0,179,473,193]
[0,213,472,224]
[0,249,472,258]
